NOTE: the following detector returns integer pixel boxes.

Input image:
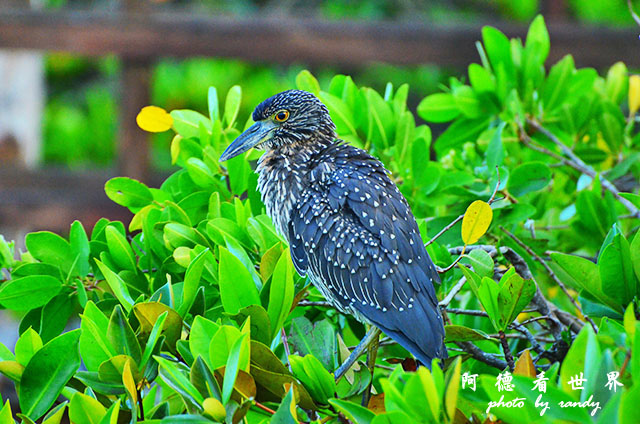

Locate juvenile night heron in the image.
[220,90,446,372]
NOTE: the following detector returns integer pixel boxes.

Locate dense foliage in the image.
[2,15,640,423]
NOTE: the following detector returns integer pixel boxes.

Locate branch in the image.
[426,168,501,248]
[499,225,598,333]
[439,277,467,307]
[455,341,508,370]
[525,118,640,219]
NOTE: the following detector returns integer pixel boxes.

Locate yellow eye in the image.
[274,110,290,122]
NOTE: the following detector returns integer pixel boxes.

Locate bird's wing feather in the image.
[288,143,446,365]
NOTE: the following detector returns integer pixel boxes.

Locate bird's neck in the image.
[256,138,333,237]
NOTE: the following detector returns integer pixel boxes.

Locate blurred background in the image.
[0,0,639,399]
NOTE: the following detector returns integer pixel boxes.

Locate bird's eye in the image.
[274,110,290,122]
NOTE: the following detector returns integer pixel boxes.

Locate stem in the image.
[335,327,382,382]
[455,341,508,370]
[281,328,292,372]
[426,168,501,248]
[361,328,379,407]
[525,118,640,219]
[439,276,467,307]
[499,225,598,334]
[254,401,276,415]
[498,330,515,371]
[138,388,145,421]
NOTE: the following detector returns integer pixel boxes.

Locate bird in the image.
[219,89,446,371]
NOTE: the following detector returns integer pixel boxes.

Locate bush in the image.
[1,15,640,423]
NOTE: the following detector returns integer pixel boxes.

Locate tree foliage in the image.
[1,15,640,424]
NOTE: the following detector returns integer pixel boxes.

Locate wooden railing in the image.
[0,7,639,232]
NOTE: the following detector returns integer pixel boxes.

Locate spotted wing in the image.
[288,144,446,365]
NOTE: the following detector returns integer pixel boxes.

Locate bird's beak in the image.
[219,120,277,161]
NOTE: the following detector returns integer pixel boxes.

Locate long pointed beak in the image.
[219,120,276,162]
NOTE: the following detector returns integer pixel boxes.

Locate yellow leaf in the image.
[513,349,536,377]
[203,397,226,422]
[461,200,493,245]
[136,105,173,133]
[629,75,640,116]
[122,358,138,406]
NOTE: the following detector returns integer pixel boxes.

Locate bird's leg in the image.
[361,328,379,406]
[335,327,382,382]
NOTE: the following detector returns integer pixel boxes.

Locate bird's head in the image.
[219,90,336,161]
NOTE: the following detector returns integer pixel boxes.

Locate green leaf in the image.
[190,316,220,370]
[139,310,169,368]
[559,326,601,397]
[191,356,222,401]
[218,246,260,314]
[107,305,142,365]
[268,250,295,341]
[631,231,640,285]
[329,399,374,424]
[417,93,459,123]
[222,334,248,405]
[444,325,490,342]
[542,55,574,112]
[507,161,551,197]
[463,249,494,278]
[497,271,536,327]
[452,85,481,118]
[155,356,204,408]
[25,231,75,276]
[0,275,61,311]
[15,328,43,367]
[289,317,336,371]
[289,355,335,405]
[95,260,134,312]
[208,86,219,122]
[171,110,213,139]
[575,190,614,240]
[223,85,242,128]
[486,122,505,170]
[478,277,502,331]
[0,400,12,424]
[296,70,321,94]
[271,387,298,424]
[435,117,490,156]
[525,15,550,65]
[69,392,106,424]
[79,302,115,372]
[179,248,210,316]
[209,325,248,371]
[69,220,90,277]
[104,177,153,209]
[42,402,68,424]
[319,92,357,135]
[605,61,629,105]
[19,330,81,421]
[105,226,137,271]
[599,234,636,307]
[186,158,216,189]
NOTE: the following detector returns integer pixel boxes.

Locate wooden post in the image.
[118,59,150,181]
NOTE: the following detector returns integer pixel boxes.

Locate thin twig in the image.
[281,328,292,372]
[444,308,488,317]
[426,168,501,248]
[455,341,508,370]
[526,118,640,218]
[499,225,598,333]
[498,330,515,371]
[439,277,467,307]
[629,0,640,26]
[298,300,332,308]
